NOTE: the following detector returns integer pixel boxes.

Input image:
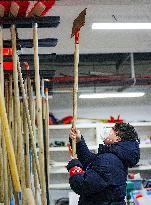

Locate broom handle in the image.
[0,26,4,93]
[33,23,46,205]
[0,82,21,192]
[43,88,50,205]
[0,25,4,203]
[11,24,23,183]
[72,31,80,158]
[17,57,41,188]
[23,188,36,205]
[3,82,9,205]
[23,85,31,188]
[27,78,39,204]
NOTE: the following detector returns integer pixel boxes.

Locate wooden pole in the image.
[27,78,39,204]
[44,88,50,205]
[42,93,49,205]
[23,188,36,205]
[0,81,21,192]
[3,81,9,205]
[8,76,13,137]
[1,28,9,205]
[0,25,4,203]
[23,102,31,188]
[0,26,4,93]
[0,127,4,203]
[8,75,14,202]
[23,80,31,188]
[20,101,26,191]
[13,96,18,158]
[72,32,80,158]
[11,24,23,180]
[71,9,86,158]
[33,23,46,205]
[17,57,41,188]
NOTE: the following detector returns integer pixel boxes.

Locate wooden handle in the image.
[11,24,24,185]
[3,82,9,205]
[72,42,79,158]
[0,84,21,192]
[0,25,4,203]
[27,78,39,204]
[23,188,36,205]
[33,23,46,205]
[17,57,41,189]
[44,89,50,204]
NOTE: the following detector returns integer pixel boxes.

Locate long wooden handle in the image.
[3,82,9,205]
[0,83,21,192]
[43,88,50,205]
[0,26,4,94]
[23,188,36,205]
[11,24,24,186]
[72,41,79,157]
[17,57,41,188]
[27,77,39,204]
[33,23,46,205]
[0,25,4,203]
[23,99,31,188]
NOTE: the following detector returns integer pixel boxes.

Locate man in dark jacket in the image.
[67,122,140,205]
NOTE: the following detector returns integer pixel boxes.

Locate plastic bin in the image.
[131,188,151,205]
[133,180,143,190]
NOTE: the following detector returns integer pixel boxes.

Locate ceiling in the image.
[3,1,151,93]
[3,0,151,55]
[25,1,151,55]
[56,0,151,6]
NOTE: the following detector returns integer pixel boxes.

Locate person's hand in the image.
[69,126,81,143]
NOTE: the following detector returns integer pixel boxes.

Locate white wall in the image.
[49,93,151,122]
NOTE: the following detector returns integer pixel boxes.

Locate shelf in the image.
[101,122,151,128]
[49,167,67,174]
[49,145,98,152]
[49,183,70,189]
[49,123,98,129]
[131,122,151,127]
[129,165,151,171]
[139,144,151,148]
[38,144,151,152]
[50,162,67,167]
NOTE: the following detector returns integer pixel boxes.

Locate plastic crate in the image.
[133,180,143,190]
[131,188,151,205]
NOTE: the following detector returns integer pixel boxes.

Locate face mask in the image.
[102,128,112,141]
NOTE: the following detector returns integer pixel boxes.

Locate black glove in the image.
[66,159,83,171]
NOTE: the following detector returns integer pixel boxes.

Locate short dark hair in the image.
[113,122,139,142]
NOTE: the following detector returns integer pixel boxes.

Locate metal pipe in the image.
[43,75,151,82]
[130,53,136,85]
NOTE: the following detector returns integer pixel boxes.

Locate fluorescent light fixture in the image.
[92,23,151,30]
[79,92,145,99]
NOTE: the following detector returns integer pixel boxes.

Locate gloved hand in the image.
[67,159,85,177]
[67,159,83,171]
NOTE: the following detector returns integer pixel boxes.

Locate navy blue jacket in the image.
[67,137,140,205]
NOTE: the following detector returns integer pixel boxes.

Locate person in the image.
[67,122,140,205]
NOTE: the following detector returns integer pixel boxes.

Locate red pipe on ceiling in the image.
[47,75,151,82]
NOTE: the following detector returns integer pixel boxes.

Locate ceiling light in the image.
[92,23,151,30]
[79,92,145,99]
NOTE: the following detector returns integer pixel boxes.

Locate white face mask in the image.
[102,128,112,141]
